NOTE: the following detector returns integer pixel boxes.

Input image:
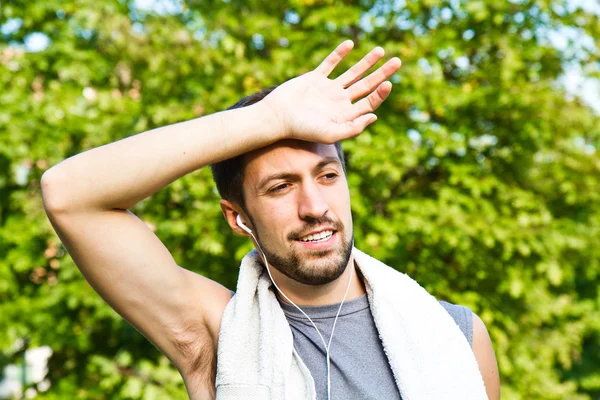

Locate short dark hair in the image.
[210,86,346,209]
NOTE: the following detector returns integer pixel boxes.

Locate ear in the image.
[220,199,252,237]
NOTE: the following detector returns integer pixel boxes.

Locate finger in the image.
[334,46,385,88]
[315,40,354,77]
[346,57,401,101]
[337,113,378,139]
[350,81,393,119]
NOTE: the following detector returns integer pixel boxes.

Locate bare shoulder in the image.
[472,312,500,400]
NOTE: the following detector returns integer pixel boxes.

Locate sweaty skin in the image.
[41,41,499,399]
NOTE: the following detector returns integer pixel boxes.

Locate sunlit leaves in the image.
[1,0,599,398]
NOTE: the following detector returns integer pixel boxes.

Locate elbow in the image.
[41,168,71,215]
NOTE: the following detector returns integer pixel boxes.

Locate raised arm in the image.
[41,40,400,390]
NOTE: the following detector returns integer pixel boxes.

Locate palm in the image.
[283,73,354,141]
[263,41,402,144]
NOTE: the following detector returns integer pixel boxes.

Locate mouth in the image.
[298,230,334,243]
[294,228,338,251]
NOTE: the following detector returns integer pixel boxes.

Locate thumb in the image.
[338,113,377,139]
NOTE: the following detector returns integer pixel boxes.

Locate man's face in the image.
[242,140,353,286]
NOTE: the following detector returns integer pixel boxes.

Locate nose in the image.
[298,182,329,221]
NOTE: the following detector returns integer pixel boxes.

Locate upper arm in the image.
[472,312,500,400]
[45,206,232,373]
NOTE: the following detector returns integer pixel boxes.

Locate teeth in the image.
[300,231,333,242]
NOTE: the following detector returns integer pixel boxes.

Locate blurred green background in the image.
[1,0,599,398]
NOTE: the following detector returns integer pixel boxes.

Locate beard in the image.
[251,214,354,286]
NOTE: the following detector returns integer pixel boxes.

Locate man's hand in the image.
[262,40,401,144]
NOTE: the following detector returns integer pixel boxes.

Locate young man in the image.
[41,41,499,399]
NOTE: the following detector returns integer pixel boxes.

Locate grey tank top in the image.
[278,294,473,400]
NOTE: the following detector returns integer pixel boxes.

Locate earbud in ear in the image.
[236,214,252,234]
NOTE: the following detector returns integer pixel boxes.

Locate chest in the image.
[285,306,402,400]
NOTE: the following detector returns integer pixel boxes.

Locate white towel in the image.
[216,248,488,399]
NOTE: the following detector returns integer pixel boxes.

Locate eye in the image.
[321,173,339,181]
[269,183,291,193]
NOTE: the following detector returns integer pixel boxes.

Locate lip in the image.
[295,231,337,251]
[297,227,337,239]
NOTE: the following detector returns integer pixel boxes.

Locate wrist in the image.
[254,97,287,142]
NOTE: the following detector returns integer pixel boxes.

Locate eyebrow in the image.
[314,156,341,172]
[256,156,341,192]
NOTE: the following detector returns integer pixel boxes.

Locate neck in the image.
[268,255,366,306]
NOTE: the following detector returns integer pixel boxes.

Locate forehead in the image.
[243,140,339,182]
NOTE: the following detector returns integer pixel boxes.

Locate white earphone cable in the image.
[247,228,353,400]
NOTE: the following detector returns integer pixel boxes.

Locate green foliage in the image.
[1,0,599,398]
